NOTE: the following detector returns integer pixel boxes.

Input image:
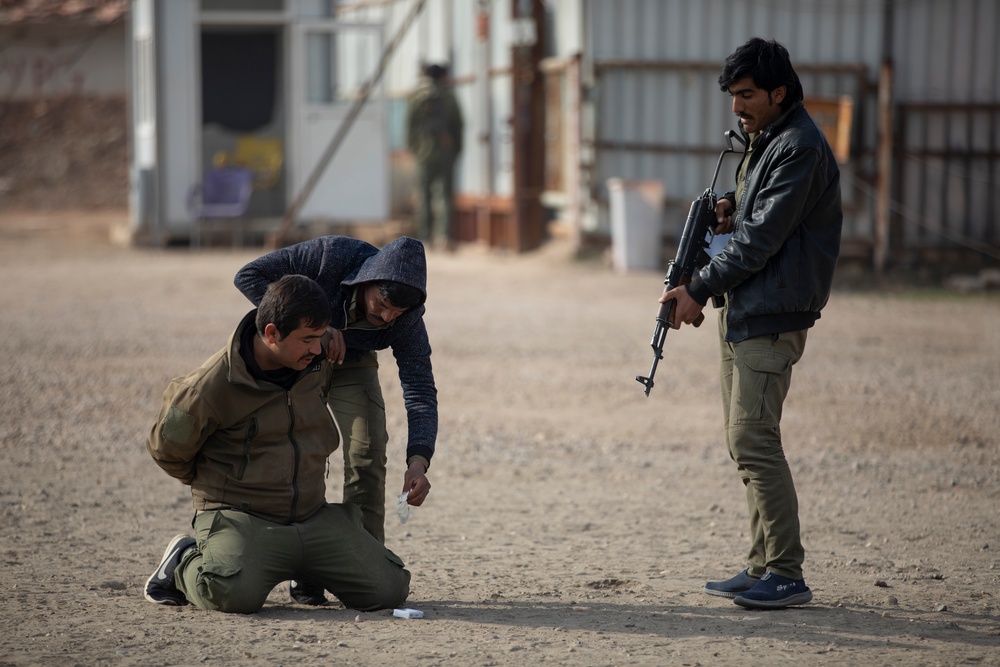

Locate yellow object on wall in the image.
[214,136,284,189]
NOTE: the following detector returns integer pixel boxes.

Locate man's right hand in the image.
[660,284,706,329]
[714,199,735,235]
[325,326,346,365]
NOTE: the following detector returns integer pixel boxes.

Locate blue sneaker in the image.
[144,534,196,606]
[733,571,813,609]
[704,568,761,598]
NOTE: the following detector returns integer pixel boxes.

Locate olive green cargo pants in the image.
[175,504,409,614]
[328,352,389,542]
[719,307,808,580]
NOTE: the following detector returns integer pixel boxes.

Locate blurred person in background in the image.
[406,63,464,250]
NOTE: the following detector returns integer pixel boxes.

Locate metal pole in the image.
[477,1,494,245]
[874,0,894,274]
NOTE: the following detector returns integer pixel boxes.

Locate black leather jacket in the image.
[687,102,843,342]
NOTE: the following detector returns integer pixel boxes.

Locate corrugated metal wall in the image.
[328,0,1000,265]
[582,0,1000,269]
[584,0,883,256]
[890,0,1000,266]
[335,0,517,201]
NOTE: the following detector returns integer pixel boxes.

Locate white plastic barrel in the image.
[607,178,664,273]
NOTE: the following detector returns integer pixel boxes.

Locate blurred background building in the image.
[1,0,998,275]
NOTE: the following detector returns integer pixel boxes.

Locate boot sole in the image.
[733,590,813,609]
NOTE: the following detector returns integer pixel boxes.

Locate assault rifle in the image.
[636,130,745,396]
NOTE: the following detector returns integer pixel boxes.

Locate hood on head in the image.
[342,236,427,300]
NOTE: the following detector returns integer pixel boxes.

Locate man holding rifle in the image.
[660,38,842,609]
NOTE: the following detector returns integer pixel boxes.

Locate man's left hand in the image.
[402,462,431,506]
[660,285,706,329]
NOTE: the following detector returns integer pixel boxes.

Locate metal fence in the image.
[581,0,1000,271]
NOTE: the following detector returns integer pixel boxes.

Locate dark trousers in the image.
[417,158,455,242]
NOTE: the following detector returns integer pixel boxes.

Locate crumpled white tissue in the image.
[396,491,410,524]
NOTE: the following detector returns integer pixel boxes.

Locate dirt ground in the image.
[0,210,998,667]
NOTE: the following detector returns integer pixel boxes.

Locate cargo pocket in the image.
[200,561,242,579]
[195,561,246,612]
[384,547,406,569]
[194,510,255,611]
[734,350,791,424]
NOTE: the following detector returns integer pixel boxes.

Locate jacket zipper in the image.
[287,391,300,521]
[237,416,258,480]
[734,139,758,231]
[735,171,751,231]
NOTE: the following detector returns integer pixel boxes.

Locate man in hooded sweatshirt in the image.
[234,235,437,605]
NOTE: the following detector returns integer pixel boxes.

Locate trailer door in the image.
[291,20,388,222]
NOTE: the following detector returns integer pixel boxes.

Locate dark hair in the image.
[256,275,331,338]
[375,280,425,309]
[718,38,803,111]
[424,63,447,81]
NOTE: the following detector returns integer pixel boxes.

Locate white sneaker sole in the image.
[733,589,813,609]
